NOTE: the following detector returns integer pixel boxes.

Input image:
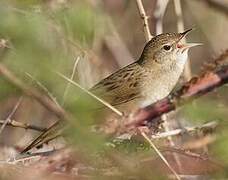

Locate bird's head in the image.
[139,29,201,71]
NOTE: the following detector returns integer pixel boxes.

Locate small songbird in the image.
[21,29,200,153]
[90,28,200,108]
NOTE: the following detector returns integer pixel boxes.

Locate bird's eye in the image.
[163,45,171,51]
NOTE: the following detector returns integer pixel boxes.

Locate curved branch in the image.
[121,64,228,132]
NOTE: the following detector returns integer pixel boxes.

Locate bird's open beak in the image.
[177,43,202,53]
[179,28,193,39]
[177,43,203,49]
[176,28,194,44]
[176,28,203,52]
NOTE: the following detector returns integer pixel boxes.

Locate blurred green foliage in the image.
[0,1,227,179]
[183,98,228,123]
[183,91,228,170]
[0,1,98,96]
[54,4,96,45]
[0,1,105,152]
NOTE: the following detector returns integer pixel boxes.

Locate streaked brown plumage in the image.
[90,62,142,106]
[21,29,200,153]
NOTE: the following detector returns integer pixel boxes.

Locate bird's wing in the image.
[90,62,143,106]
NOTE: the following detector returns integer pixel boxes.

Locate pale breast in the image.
[139,66,183,107]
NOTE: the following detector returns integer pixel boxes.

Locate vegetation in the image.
[0,0,227,179]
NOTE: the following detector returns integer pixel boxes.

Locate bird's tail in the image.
[21,121,65,154]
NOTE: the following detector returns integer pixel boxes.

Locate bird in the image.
[90,28,200,108]
[21,29,200,153]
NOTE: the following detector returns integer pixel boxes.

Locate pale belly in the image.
[138,70,182,107]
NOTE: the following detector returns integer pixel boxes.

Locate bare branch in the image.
[120,63,228,133]
[135,0,153,41]
[0,97,23,135]
[0,119,45,132]
[62,56,80,105]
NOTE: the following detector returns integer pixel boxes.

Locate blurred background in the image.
[0,0,228,179]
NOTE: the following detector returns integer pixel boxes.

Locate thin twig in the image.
[57,72,123,116]
[151,121,218,139]
[0,97,23,135]
[0,119,45,132]
[25,72,61,108]
[140,131,181,180]
[62,56,80,105]
[135,0,153,41]
[7,149,58,164]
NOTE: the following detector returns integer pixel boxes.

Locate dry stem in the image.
[141,131,181,180]
[0,119,45,132]
[62,56,80,105]
[25,72,61,108]
[135,0,153,41]
[0,97,23,135]
[57,72,123,116]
